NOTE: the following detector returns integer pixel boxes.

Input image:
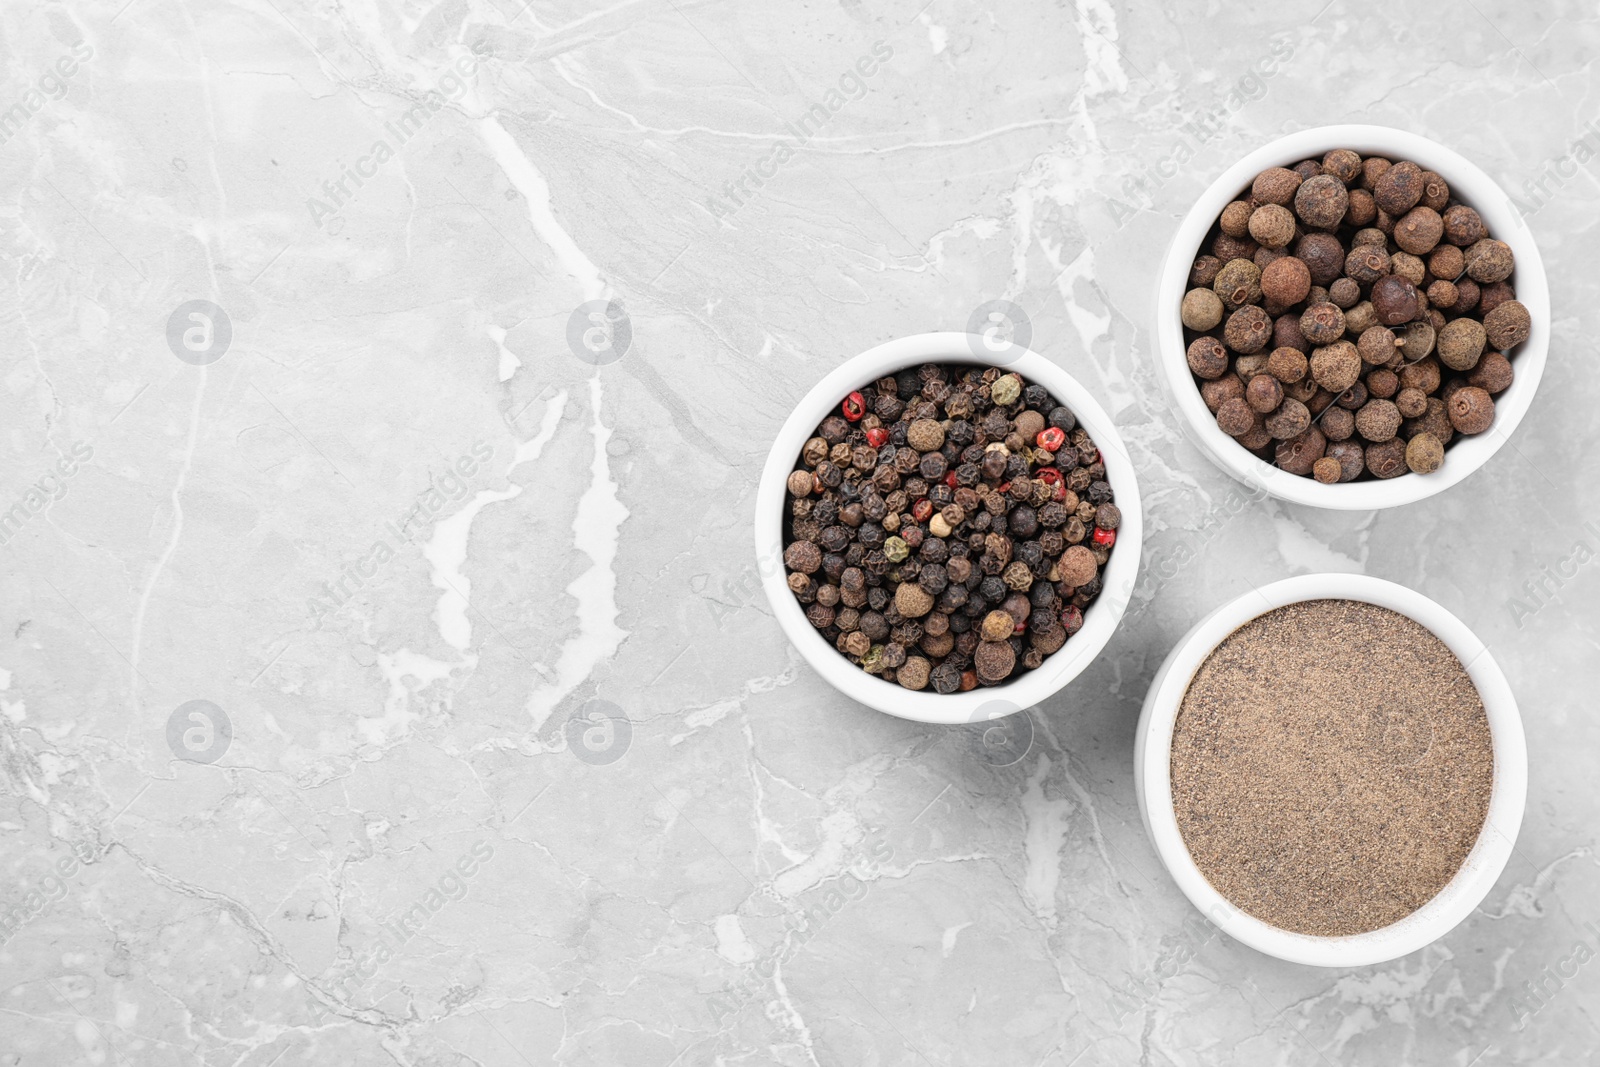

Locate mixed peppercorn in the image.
[1184,151,1530,482]
[782,364,1120,691]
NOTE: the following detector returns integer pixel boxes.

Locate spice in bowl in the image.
[1169,599,1493,937]
[782,364,1120,692]
[1183,150,1531,481]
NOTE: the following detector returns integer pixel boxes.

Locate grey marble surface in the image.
[3,0,1599,1064]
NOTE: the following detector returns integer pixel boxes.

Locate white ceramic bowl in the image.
[1157,124,1550,510]
[1135,573,1527,967]
[757,332,1143,725]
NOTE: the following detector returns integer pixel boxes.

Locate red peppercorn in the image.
[997,482,1010,493]
[912,498,933,522]
[944,471,958,488]
[1036,427,1066,451]
[1092,526,1116,547]
[1036,468,1062,486]
[865,426,888,448]
[842,391,865,421]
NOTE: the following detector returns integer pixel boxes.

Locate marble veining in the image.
[2,0,1598,1064]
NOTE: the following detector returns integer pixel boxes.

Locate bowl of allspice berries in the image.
[756,332,1143,724]
[1159,125,1549,509]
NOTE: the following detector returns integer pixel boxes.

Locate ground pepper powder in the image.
[1170,599,1493,937]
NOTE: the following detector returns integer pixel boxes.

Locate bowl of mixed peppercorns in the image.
[756,332,1142,724]
[1158,125,1549,509]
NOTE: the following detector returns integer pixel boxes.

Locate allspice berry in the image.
[1275,426,1326,475]
[1267,346,1308,384]
[1442,204,1486,246]
[974,640,1016,684]
[1447,386,1495,434]
[1273,313,1311,353]
[1426,279,1458,309]
[1252,166,1302,206]
[1394,206,1444,254]
[1213,258,1262,309]
[1191,255,1224,287]
[1200,375,1246,412]
[1260,256,1312,305]
[1365,438,1408,479]
[1224,305,1273,354]
[1397,321,1436,362]
[1344,301,1378,335]
[1329,277,1361,308]
[1335,380,1368,411]
[1294,174,1349,229]
[1483,299,1531,350]
[1467,351,1514,394]
[1436,318,1486,372]
[1310,340,1362,393]
[1214,233,1258,262]
[1059,545,1097,587]
[894,581,934,618]
[1246,373,1284,413]
[1220,200,1253,237]
[1321,148,1362,183]
[787,469,815,497]
[1370,275,1419,326]
[1347,188,1378,228]
[1428,243,1464,280]
[1293,232,1346,286]
[1374,160,1424,215]
[1356,325,1398,366]
[1249,204,1297,249]
[1185,336,1229,381]
[1344,244,1391,285]
[1399,357,1441,394]
[1264,397,1311,439]
[1327,439,1367,481]
[1405,432,1445,474]
[898,656,932,690]
[1367,367,1399,399]
[1394,386,1428,419]
[1300,302,1346,345]
[1234,352,1270,380]
[1390,250,1426,286]
[1465,239,1514,283]
[1238,422,1273,450]
[1419,170,1450,211]
[1312,456,1343,484]
[1321,405,1355,441]
[1478,281,1516,317]
[907,418,945,451]
[1181,288,1225,331]
[1360,156,1392,190]
[1354,398,1402,442]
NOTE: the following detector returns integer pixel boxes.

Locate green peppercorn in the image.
[991,374,1023,406]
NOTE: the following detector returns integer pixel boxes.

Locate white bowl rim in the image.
[1134,572,1528,967]
[756,331,1144,725]
[1156,123,1550,511]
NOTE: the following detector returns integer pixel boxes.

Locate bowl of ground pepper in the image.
[1158,125,1549,509]
[1134,573,1527,967]
[757,332,1143,724]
